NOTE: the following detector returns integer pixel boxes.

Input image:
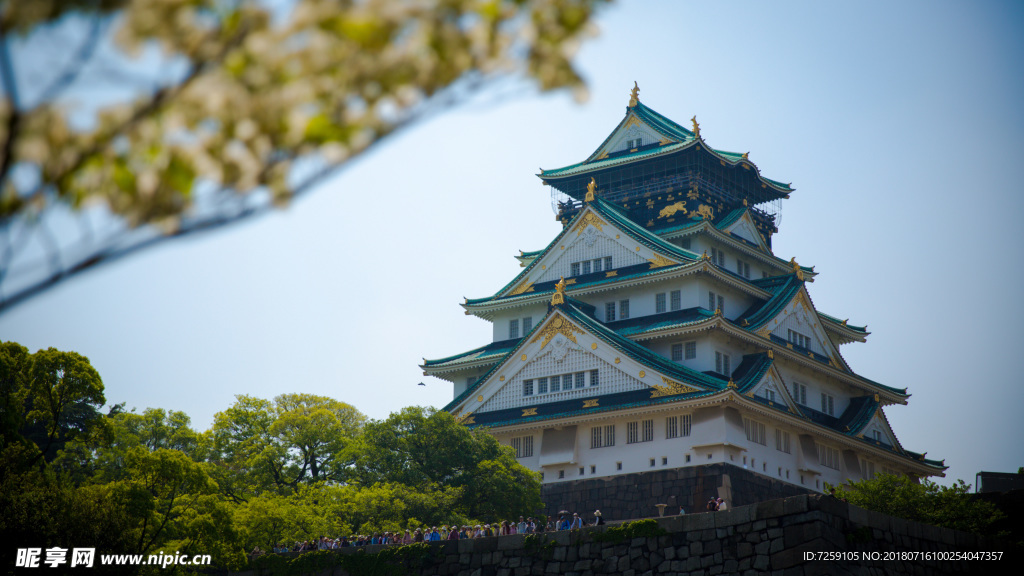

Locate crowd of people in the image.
[250,511,611,557]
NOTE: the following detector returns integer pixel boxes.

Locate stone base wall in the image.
[240,494,1010,576]
[539,463,812,521]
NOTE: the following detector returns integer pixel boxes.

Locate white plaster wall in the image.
[491,305,546,342]
[535,229,646,284]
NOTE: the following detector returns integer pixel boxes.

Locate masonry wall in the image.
[539,462,812,521]
[243,494,1010,576]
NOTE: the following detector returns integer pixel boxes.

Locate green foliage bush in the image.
[590,519,667,543]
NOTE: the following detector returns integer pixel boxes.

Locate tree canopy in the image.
[0,340,546,572]
[0,0,607,313]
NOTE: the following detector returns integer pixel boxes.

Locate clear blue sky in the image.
[2,0,1022,486]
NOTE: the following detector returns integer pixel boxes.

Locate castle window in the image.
[792,382,807,405]
[737,259,751,279]
[510,436,533,458]
[671,343,683,362]
[670,290,681,311]
[550,375,561,392]
[590,369,599,387]
[538,377,548,394]
[627,421,639,444]
[711,247,726,267]
[678,237,691,249]
[685,454,691,463]
[817,445,840,470]
[650,458,655,467]
[715,351,732,376]
[522,316,533,333]
[861,459,876,479]
[574,372,585,389]
[605,302,616,322]
[820,393,835,416]
[763,388,776,402]
[872,430,882,442]
[579,467,584,476]
[523,379,534,396]
[616,462,622,470]
[559,470,565,479]
[619,299,630,319]
[656,292,667,313]
[590,465,596,474]
[743,418,766,445]
[604,256,613,270]
[571,262,580,276]
[708,291,724,313]
[591,426,603,448]
[642,419,654,442]
[775,429,791,454]
[582,260,592,275]
[685,341,696,359]
[509,319,519,339]
[788,329,810,349]
[666,415,691,439]
[593,258,603,273]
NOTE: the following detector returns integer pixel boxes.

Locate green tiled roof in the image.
[737,274,804,331]
[818,311,868,333]
[539,101,792,195]
[423,338,521,368]
[466,199,698,306]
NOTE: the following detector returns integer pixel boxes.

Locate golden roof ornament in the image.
[691,116,701,137]
[742,152,749,160]
[727,379,737,389]
[628,81,639,108]
[551,277,567,306]
[585,177,597,202]
[790,257,805,280]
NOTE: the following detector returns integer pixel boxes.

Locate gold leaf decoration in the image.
[522,408,537,417]
[650,376,701,398]
[582,399,599,408]
[530,314,584,349]
[658,201,687,219]
[647,253,677,269]
[509,279,535,296]
[572,212,606,236]
[628,81,640,107]
[694,204,714,220]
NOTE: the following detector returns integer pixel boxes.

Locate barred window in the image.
[743,418,767,445]
[605,302,616,322]
[671,343,683,362]
[619,299,630,319]
[510,436,533,458]
[571,262,580,277]
[522,316,533,333]
[582,260,592,275]
[626,421,639,444]
[680,414,691,436]
[591,426,603,449]
[670,290,681,311]
[685,341,696,359]
[550,375,560,392]
[792,382,807,405]
[523,380,534,396]
[604,424,615,446]
[642,419,654,442]
[656,293,667,313]
[538,377,548,394]
[737,259,751,279]
[708,291,724,313]
[818,445,840,470]
[604,256,613,270]
[666,416,678,439]
[775,429,791,453]
[820,393,835,416]
[590,369,599,387]
[574,372,585,389]
[593,258,603,273]
[509,319,519,339]
[788,329,810,349]
[715,351,732,376]
[590,424,616,449]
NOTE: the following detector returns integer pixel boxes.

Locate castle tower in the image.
[422,87,944,518]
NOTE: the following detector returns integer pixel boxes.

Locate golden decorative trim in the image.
[615,234,620,239]
[521,354,527,361]
[572,211,606,236]
[605,271,618,277]
[499,376,505,381]
[597,151,609,160]
[647,253,677,269]
[590,342,597,350]
[658,201,687,219]
[742,152,749,160]
[786,342,793,349]
[687,184,700,200]
[646,219,654,227]
[530,314,584,350]
[461,415,475,425]
[509,279,535,296]
[691,116,700,137]
[542,265,546,270]
[639,370,646,378]
[645,198,655,209]
[650,376,701,398]
[582,399,599,408]
[477,395,483,402]
[560,245,564,250]
[742,198,748,207]
[741,319,750,326]
[756,327,771,338]
[628,81,640,107]
[873,393,880,402]
[767,349,774,359]
[727,380,737,389]
[635,246,640,251]
[551,277,566,306]
[614,357,621,364]
[585,177,597,203]
[564,278,576,285]
[522,408,538,417]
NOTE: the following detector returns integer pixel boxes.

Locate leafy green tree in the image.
[834,473,1003,535]
[356,406,541,521]
[211,393,365,494]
